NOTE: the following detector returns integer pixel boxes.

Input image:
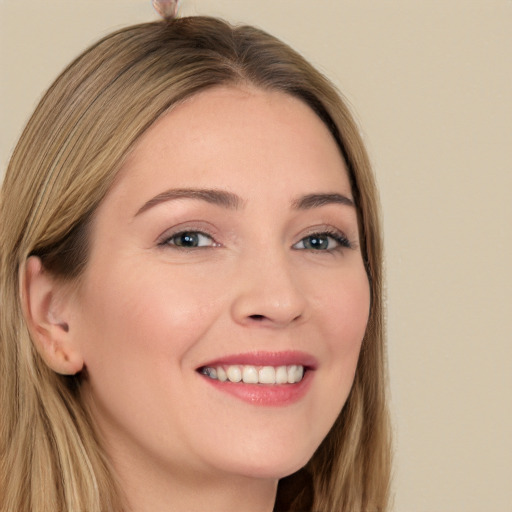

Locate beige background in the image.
[1,1,511,510]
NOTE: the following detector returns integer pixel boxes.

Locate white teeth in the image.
[292,365,304,383]
[217,366,227,382]
[201,364,305,384]
[275,365,288,384]
[287,365,298,384]
[287,365,303,384]
[258,366,276,384]
[242,366,259,383]
[226,366,242,383]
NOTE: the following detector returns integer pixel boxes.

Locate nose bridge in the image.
[230,242,307,327]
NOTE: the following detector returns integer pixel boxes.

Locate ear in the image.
[21,256,84,375]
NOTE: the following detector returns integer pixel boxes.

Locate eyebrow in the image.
[135,188,242,216]
[135,188,355,216]
[291,193,355,209]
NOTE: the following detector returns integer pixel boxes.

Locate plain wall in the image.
[1,1,511,511]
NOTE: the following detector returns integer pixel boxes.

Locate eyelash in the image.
[158,230,219,249]
[159,229,352,252]
[292,230,352,252]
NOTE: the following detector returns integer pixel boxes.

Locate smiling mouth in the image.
[198,364,305,385]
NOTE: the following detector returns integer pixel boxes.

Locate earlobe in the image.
[21,256,84,375]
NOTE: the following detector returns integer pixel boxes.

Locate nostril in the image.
[249,314,265,321]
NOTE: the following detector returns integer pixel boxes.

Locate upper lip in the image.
[197,351,318,370]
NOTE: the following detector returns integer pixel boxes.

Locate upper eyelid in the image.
[297,226,360,251]
[168,231,218,249]
[155,222,357,248]
[159,230,354,252]
[155,222,220,244]
[159,229,217,246]
[296,225,350,241]
[293,231,351,249]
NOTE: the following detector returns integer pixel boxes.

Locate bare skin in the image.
[28,86,369,511]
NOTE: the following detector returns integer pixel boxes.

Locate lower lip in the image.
[199,370,313,406]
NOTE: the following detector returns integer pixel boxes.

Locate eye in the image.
[293,231,351,251]
[162,231,217,248]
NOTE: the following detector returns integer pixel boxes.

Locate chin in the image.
[202,432,319,481]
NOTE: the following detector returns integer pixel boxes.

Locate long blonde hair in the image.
[0,16,391,512]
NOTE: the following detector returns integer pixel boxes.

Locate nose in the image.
[230,250,307,328]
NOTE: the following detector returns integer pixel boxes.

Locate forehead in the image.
[109,86,351,209]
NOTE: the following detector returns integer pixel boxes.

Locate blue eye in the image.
[163,231,215,248]
[293,232,350,251]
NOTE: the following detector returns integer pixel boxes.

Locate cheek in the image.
[291,268,369,460]
[79,270,222,368]
[315,269,370,367]
[75,268,225,443]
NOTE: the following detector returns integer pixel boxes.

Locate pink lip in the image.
[197,350,318,370]
[196,351,317,407]
[200,372,313,406]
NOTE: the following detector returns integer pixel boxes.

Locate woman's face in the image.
[70,87,370,484]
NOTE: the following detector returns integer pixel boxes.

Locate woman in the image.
[0,9,391,512]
